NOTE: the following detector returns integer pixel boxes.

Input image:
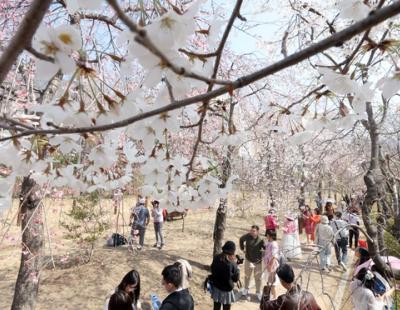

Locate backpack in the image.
[372,271,391,295]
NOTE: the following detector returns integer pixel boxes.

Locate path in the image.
[231,241,355,310]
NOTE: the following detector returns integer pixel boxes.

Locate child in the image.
[263,230,280,300]
[264,208,279,236]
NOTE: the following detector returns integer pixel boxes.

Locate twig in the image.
[26,46,55,62]
[0,0,53,85]
[2,1,400,141]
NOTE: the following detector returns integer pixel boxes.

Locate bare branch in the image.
[0,0,53,86]
[2,1,400,141]
[25,46,55,62]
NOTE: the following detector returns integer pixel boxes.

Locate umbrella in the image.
[354,256,400,276]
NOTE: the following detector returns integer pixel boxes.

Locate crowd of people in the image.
[105,194,397,310]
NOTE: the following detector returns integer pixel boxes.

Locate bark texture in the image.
[11,177,44,310]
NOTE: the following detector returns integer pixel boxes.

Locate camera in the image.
[235,254,244,265]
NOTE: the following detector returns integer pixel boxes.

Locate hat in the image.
[222,241,236,255]
[139,198,145,204]
[320,215,329,224]
[358,240,368,249]
[152,200,159,205]
[268,208,276,214]
[277,264,295,283]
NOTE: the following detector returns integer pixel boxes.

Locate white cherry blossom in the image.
[338,0,370,21]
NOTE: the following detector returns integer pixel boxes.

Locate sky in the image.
[209,0,285,57]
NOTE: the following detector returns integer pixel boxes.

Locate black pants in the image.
[213,302,231,310]
[349,229,359,248]
[334,237,348,264]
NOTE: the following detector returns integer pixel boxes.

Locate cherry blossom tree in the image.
[2,0,400,308]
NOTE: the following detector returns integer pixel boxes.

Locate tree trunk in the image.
[213,198,227,256]
[11,176,44,310]
[213,101,235,256]
[361,103,389,275]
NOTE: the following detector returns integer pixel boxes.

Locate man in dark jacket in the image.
[160,264,194,310]
[239,225,265,300]
[260,264,320,310]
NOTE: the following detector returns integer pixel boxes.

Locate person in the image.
[210,241,240,310]
[354,241,371,272]
[132,198,150,250]
[160,264,194,310]
[297,197,306,235]
[331,211,349,271]
[315,191,323,213]
[281,215,302,260]
[264,208,279,236]
[260,264,321,310]
[239,225,265,300]
[262,230,280,300]
[151,200,165,249]
[105,269,141,310]
[175,259,192,291]
[345,209,360,249]
[350,268,394,310]
[130,195,143,224]
[302,205,313,245]
[108,291,134,310]
[310,208,321,243]
[316,215,334,272]
[324,201,335,220]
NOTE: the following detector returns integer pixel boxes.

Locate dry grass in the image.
[0,196,352,310]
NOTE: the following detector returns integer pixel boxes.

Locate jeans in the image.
[319,242,332,268]
[244,259,262,293]
[154,222,164,245]
[349,229,359,248]
[334,237,348,264]
[137,225,146,246]
[213,302,231,310]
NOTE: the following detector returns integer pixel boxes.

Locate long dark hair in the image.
[118,269,140,305]
[108,291,133,310]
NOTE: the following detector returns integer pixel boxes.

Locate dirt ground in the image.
[0,197,354,309]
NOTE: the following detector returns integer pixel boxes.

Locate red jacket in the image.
[264,215,278,230]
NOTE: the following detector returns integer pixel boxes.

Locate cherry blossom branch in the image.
[2,1,400,141]
[106,0,232,86]
[76,13,122,30]
[0,0,53,86]
[25,46,55,63]
[184,0,244,178]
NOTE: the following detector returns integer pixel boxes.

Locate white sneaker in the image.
[340,262,347,271]
[256,292,262,301]
[241,289,248,296]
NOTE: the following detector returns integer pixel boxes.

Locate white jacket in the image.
[350,280,384,310]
